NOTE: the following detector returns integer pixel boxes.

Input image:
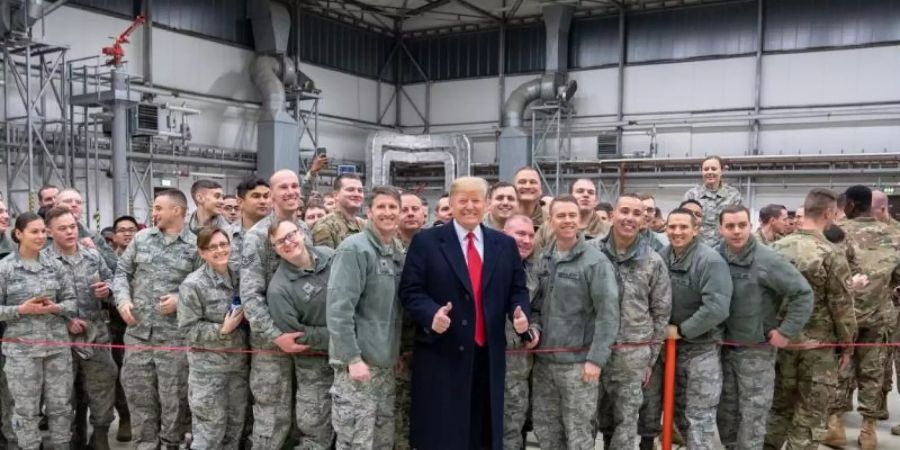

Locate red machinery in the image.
[101,15,146,67]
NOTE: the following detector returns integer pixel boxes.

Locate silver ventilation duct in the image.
[366,132,471,193]
[498,4,574,181]
[248,0,310,178]
[0,0,46,37]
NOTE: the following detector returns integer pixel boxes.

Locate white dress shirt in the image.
[453,220,484,264]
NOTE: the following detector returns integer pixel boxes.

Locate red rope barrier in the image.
[661,338,677,450]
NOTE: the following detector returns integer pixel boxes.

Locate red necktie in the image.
[466,232,485,347]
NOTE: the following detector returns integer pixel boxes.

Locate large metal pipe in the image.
[110,70,128,217]
[501,78,540,128]
[251,55,287,121]
[543,3,573,73]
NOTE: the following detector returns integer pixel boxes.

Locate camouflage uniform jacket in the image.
[0,231,15,260]
[177,263,248,372]
[226,222,246,278]
[326,224,405,368]
[77,222,117,272]
[113,226,200,342]
[719,235,814,344]
[754,228,781,247]
[267,245,334,364]
[187,211,232,236]
[526,203,544,230]
[533,213,611,254]
[771,229,857,347]
[0,250,77,357]
[505,259,538,353]
[238,212,311,347]
[683,182,743,247]
[531,234,620,367]
[661,238,732,344]
[311,211,365,249]
[42,243,113,321]
[591,232,671,363]
[481,214,503,231]
[641,229,669,253]
[840,216,900,330]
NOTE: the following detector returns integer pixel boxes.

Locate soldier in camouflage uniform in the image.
[311,174,365,249]
[513,167,544,230]
[764,188,858,450]
[590,194,671,450]
[829,185,900,450]
[54,188,118,272]
[178,226,248,450]
[113,189,201,450]
[0,212,78,450]
[716,205,814,450]
[187,180,232,236]
[754,204,789,247]
[870,189,900,437]
[533,179,610,252]
[327,186,406,450]
[267,220,336,450]
[527,197,618,450]
[501,214,537,450]
[660,208,732,450]
[682,156,743,248]
[482,182,518,232]
[0,200,16,447]
[239,169,313,449]
[395,192,427,450]
[42,207,119,450]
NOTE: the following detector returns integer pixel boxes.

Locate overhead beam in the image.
[454,0,501,21]
[405,0,452,17]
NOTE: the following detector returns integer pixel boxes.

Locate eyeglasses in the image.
[115,227,138,234]
[204,242,231,252]
[272,230,299,248]
[691,211,703,218]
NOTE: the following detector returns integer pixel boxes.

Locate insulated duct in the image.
[366,132,471,193]
[498,4,574,181]
[248,0,310,178]
[0,0,46,37]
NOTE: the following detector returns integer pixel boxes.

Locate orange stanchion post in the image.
[660,337,677,450]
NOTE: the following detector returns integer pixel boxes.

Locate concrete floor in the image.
[55,386,900,449]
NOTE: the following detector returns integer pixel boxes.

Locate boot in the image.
[602,434,612,449]
[892,422,900,436]
[88,427,111,450]
[639,436,656,450]
[822,413,848,448]
[115,413,131,442]
[858,417,877,450]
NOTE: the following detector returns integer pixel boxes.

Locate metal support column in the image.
[750,0,764,155]
[111,70,128,217]
[1,38,69,214]
[143,0,153,87]
[615,7,626,155]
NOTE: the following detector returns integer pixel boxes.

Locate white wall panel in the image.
[428,78,499,125]
[399,84,426,128]
[759,122,900,154]
[762,46,900,107]
[152,28,257,102]
[569,68,619,117]
[624,57,756,114]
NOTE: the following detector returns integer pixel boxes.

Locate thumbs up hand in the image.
[513,305,529,334]
[432,302,452,334]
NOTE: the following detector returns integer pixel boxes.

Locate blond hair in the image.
[449,177,488,198]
